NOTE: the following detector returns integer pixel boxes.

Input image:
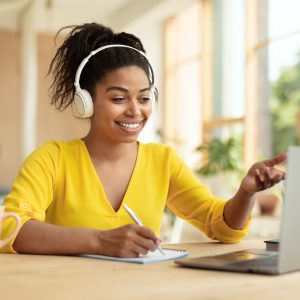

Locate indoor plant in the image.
[195,136,244,198]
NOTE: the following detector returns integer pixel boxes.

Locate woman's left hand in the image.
[240,153,287,194]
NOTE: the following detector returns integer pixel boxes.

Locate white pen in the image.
[123,204,165,256]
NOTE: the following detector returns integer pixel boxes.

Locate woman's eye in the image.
[140,97,151,103]
[112,97,125,103]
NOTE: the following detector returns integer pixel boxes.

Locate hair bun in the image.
[115,32,145,53]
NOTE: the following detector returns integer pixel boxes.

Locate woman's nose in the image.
[125,100,141,116]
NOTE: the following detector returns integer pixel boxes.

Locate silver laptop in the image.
[175,146,300,275]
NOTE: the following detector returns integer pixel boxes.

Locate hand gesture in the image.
[97,224,160,258]
[240,153,287,194]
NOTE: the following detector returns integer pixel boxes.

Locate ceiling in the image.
[0,0,196,32]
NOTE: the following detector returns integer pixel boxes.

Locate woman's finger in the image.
[135,225,159,243]
[133,229,158,252]
[255,167,272,190]
[257,167,285,190]
[262,153,287,167]
[255,168,265,183]
[132,243,150,256]
[264,167,275,188]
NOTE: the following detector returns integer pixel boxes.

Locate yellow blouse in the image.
[1,139,249,253]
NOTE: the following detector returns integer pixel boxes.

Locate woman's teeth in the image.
[118,122,140,129]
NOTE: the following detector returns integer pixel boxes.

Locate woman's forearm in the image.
[13,220,99,254]
[223,187,255,230]
[13,220,159,257]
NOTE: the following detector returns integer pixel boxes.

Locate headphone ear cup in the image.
[151,87,157,102]
[72,89,94,118]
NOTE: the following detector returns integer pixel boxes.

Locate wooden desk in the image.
[0,240,299,300]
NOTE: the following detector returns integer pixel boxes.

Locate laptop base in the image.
[175,249,279,275]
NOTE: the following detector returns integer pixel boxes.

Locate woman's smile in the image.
[115,120,144,132]
[117,122,141,129]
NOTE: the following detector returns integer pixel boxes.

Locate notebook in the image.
[175,146,300,275]
[82,248,188,264]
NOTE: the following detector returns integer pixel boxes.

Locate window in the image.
[164,1,201,166]
[164,0,246,168]
[268,0,300,155]
[164,0,298,169]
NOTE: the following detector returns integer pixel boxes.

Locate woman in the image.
[1,23,286,257]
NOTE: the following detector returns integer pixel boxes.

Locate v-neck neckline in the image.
[79,139,142,215]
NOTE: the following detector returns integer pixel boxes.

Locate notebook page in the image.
[81,248,189,264]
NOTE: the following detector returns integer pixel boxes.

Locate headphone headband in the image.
[72,44,156,118]
[74,44,155,90]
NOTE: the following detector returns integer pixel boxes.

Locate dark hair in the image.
[48,23,153,111]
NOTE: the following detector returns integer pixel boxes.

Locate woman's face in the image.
[90,65,153,144]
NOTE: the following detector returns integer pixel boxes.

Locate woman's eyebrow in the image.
[139,87,151,92]
[105,86,129,93]
[105,86,151,93]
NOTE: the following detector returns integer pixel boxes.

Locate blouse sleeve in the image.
[0,143,59,253]
[166,148,250,243]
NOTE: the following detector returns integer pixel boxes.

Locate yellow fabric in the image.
[1,139,250,253]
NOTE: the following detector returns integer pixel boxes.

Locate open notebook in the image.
[81,248,188,264]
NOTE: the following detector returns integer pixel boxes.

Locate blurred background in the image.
[0,0,299,242]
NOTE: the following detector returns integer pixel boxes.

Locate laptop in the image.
[175,146,300,275]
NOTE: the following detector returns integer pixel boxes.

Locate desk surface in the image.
[1,240,299,300]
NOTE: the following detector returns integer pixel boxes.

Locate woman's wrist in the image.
[238,177,256,202]
[86,228,104,254]
[224,182,256,230]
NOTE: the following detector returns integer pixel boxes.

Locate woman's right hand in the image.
[11,220,159,257]
[96,224,160,258]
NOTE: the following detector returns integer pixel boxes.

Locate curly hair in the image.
[48,23,152,111]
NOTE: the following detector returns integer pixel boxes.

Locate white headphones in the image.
[73,44,156,118]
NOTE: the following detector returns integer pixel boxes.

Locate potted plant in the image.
[195,136,244,198]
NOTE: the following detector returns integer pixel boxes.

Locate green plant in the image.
[271,52,300,156]
[195,136,243,176]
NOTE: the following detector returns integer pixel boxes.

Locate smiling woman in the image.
[0,23,286,258]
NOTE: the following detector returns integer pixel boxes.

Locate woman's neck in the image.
[82,134,138,162]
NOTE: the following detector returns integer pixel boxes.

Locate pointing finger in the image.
[262,153,287,167]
